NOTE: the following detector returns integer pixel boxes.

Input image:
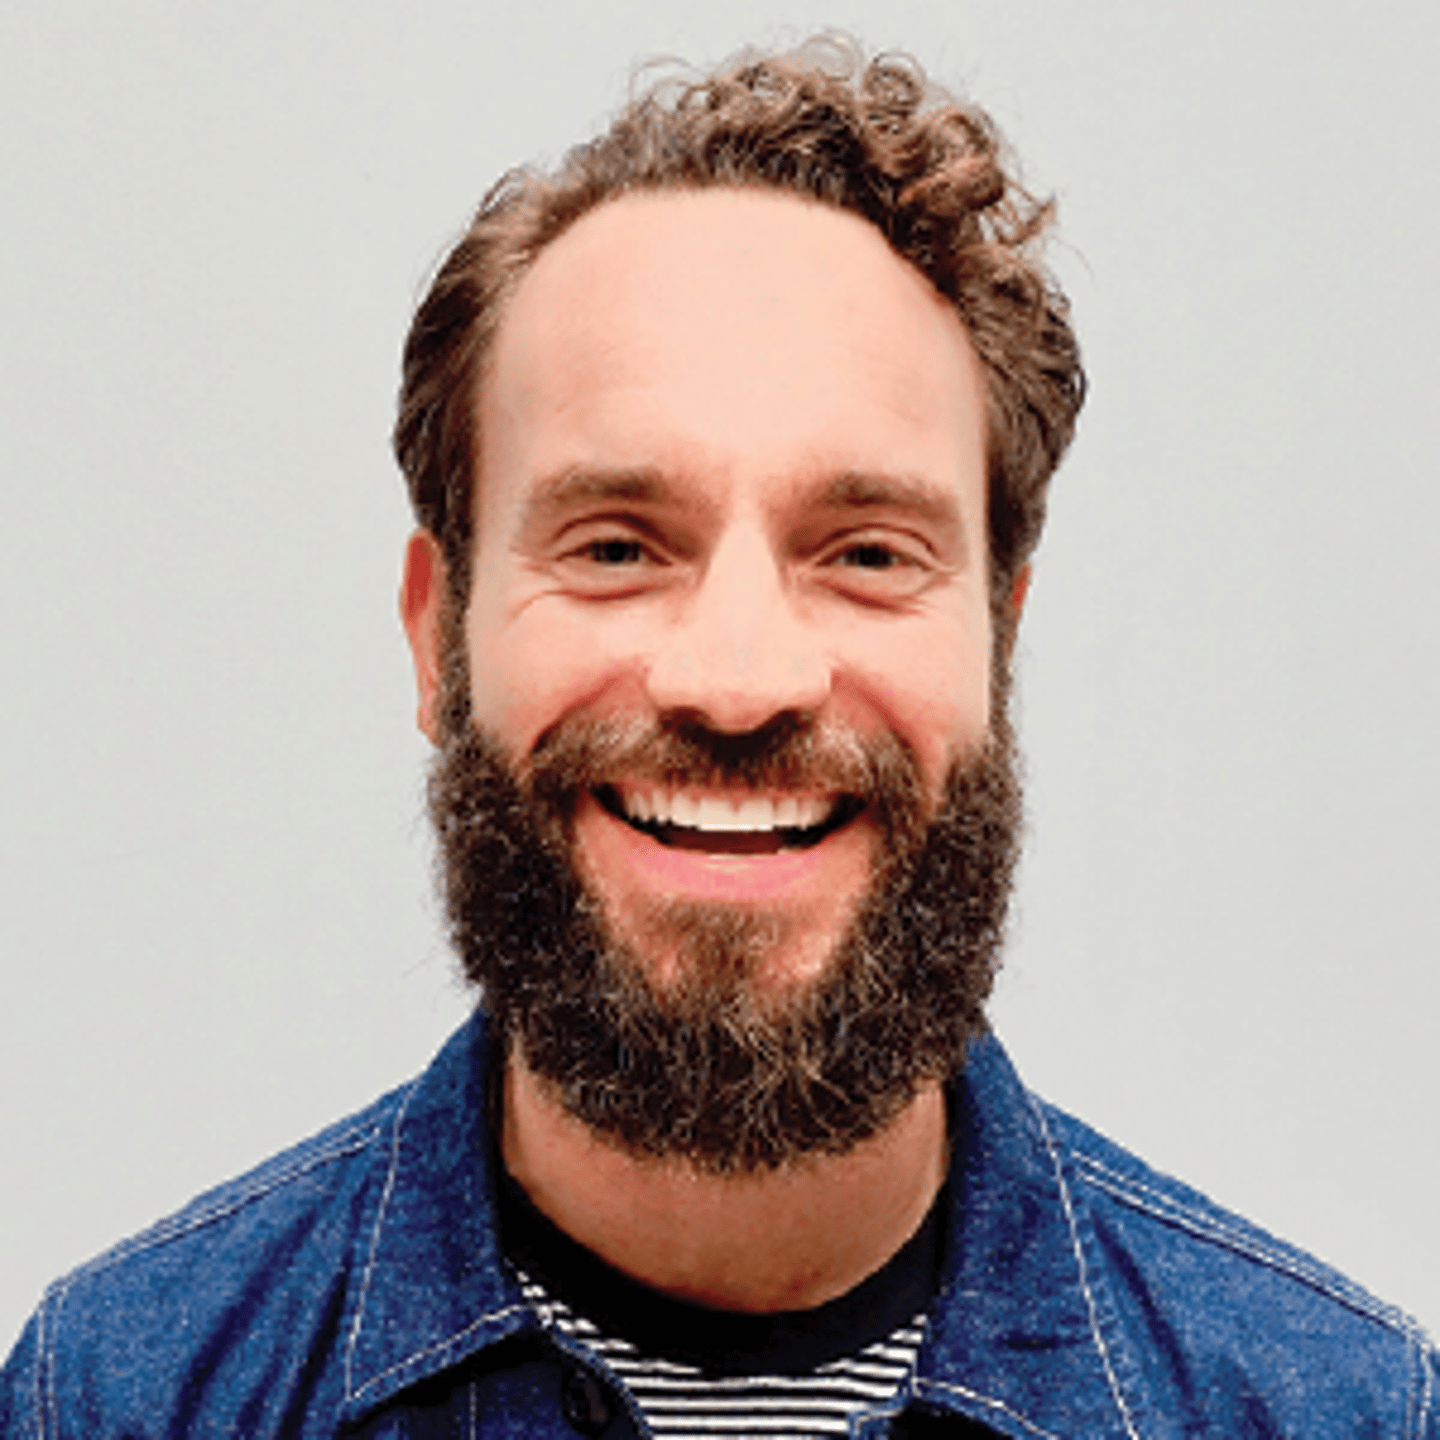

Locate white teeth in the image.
[696,797,733,830]
[736,797,771,829]
[797,796,830,829]
[620,789,837,833]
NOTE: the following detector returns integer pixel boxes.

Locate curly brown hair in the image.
[395,37,1085,618]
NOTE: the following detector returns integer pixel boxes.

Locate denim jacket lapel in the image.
[911,1034,1146,1438]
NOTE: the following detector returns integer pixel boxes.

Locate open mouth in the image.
[594,785,865,855]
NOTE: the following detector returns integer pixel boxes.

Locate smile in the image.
[594,785,865,855]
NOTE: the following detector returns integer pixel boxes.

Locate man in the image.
[2,39,1434,1439]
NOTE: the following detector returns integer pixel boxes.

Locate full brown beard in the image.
[429,643,1023,1174]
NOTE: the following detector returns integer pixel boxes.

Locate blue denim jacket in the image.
[3,1011,1433,1438]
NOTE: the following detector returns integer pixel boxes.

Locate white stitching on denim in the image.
[914,1378,1063,1438]
[30,1115,385,1437]
[1031,1101,1142,1440]
[1414,1333,1433,1440]
[467,1375,478,1439]
[343,1077,422,1400]
[347,1303,533,1403]
[61,1122,382,1282]
[37,1279,56,1440]
[1073,1150,1432,1344]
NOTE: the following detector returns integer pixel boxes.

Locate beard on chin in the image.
[429,646,1023,1175]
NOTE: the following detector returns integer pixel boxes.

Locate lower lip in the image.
[573,790,871,904]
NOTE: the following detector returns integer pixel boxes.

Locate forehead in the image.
[477,188,985,527]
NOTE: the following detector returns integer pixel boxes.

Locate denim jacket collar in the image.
[337,1013,530,1423]
[912,1034,1141,1437]
[334,1010,1138,1436]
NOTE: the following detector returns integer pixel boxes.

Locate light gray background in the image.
[3,0,1437,1350]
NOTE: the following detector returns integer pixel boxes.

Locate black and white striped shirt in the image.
[521,1270,926,1436]
[499,1168,944,1437]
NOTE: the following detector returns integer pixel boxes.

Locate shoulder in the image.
[1039,1099,1437,1435]
[0,1080,413,1438]
[66,1079,405,1291]
[0,1013,507,1438]
[92,1085,403,1270]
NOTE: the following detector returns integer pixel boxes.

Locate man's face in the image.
[459,189,995,991]
[404,188,1018,1169]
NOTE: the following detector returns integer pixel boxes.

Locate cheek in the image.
[464,601,644,759]
[842,620,992,792]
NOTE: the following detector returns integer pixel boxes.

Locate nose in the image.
[645,528,831,734]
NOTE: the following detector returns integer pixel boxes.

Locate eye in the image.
[586,537,646,566]
[818,531,936,603]
[550,524,674,598]
[837,542,903,570]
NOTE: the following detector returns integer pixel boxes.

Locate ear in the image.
[400,529,448,744]
[1004,564,1032,656]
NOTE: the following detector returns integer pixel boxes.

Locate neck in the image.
[501,1053,949,1313]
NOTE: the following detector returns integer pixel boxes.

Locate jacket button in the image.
[560,1368,615,1435]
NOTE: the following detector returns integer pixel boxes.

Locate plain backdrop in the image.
[2,0,1437,1350]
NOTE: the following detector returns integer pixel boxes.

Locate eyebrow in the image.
[530,466,959,514]
[814,471,964,534]
[518,466,694,537]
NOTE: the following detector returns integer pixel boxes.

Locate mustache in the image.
[520,711,930,843]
